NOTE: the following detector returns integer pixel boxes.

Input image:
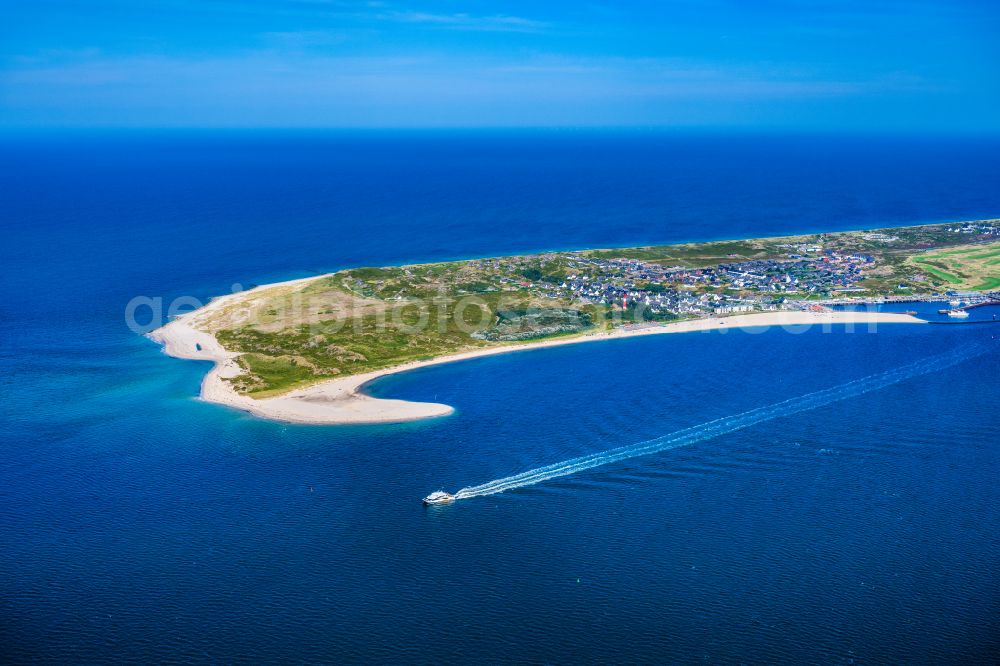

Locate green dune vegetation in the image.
[192,220,999,397]
[907,242,1000,291]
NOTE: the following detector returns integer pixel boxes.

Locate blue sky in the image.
[1,0,998,130]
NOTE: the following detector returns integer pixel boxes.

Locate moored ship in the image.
[947,309,970,318]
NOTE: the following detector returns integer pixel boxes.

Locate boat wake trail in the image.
[453,344,988,501]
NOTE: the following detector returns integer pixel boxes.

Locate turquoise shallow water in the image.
[1,133,999,663]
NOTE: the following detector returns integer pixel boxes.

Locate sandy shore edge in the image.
[149,281,925,425]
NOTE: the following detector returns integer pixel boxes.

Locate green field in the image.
[973,276,1000,291]
[912,259,963,284]
[908,241,1000,290]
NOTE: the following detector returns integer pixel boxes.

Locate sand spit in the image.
[150,281,925,425]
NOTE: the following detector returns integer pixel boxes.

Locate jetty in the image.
[937,299,1000,315]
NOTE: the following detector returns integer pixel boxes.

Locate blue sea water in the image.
[1,132,999,663]
[832,300,1000,324]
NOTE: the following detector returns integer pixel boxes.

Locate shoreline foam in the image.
[149,279,926,425]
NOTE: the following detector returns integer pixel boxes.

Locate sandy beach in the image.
[149,278,926,425]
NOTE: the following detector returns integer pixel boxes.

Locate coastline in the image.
[150,283,926,425]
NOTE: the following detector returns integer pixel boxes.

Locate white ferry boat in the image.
[947,309,970,318]
[423,491,456,505]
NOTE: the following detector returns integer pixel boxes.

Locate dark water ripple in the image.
[2,134,999,663]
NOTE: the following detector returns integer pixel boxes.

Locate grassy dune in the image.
[196,221,998,397]
[908,242,1000,290]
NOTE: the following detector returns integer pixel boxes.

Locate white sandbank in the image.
[150,280,925,425]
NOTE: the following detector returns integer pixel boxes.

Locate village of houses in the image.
[467,220,1000,319]
[482,247,877,319]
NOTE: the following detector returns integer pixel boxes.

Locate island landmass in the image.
[151,219,1000,424]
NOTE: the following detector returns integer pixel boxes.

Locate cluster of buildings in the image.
[543,253,872,316]
[717,254,872,293]
[946,221,1000,236]
[463,236,998,321]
